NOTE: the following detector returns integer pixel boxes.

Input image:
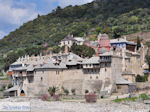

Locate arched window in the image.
[20,90,25,96]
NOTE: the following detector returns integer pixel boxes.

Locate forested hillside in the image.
[1,0,150,54]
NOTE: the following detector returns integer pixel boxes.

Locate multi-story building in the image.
[60,34,85,47]
[5,36,143,97]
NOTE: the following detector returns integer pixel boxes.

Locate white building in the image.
[60,35,85,47]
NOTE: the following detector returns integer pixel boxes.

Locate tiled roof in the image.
[4,86,18,92]
[122,71,135,75]
[11,61,22,66]
[27,64,34,71]
[12,66,27,71]
[66,61,78,65]
[116,77,132,85]
[110,38,136,45]
[82,57,99,64]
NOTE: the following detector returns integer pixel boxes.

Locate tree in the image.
[102,27,111,34]
[113,27,124,39]
[64,89,69,95]
[128,16,138,24]
[4,52,19,71]
[136,37,141,50]
[48,87,57,96]
[136,75,143,82]
[71,89,76,95]
[136,74,148,82]
[51,46,61,53]
[85,90,89,94]
[70,44,95,58]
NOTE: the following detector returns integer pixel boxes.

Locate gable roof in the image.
[82,57,99,64]
[62,34,76,41]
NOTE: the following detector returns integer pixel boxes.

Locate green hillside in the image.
[1,0,150,54]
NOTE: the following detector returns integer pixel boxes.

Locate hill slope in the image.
[1,0,150,54]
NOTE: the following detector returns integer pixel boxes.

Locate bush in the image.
[64,89,69,95]
[8,84,13,89]
[48,87,57,96]
[0,85,6,91]
[140,93,149,100]
[85,90,89,94]
[136,74,148,82]
[41,94,49,101]
[85,93,97,103]
[71,89,76,95]
[53,94,60,101]
[101,96,104,99]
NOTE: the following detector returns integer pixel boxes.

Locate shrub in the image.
[71,89,76,95]
[85,90,89,94]
[48,87,57,96]
[136,74,148,82]
[8,84,13,89]
[85,93,97,103]
[41,94,49,101]
[101,96,104,99]
[53,94,60,101]
[64,89,69,95]
[140,93,149,100]
[0,85,6,91]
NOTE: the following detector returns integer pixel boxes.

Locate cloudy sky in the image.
[0,0,93,39]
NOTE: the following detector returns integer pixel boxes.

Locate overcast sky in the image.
[0,0,93,39]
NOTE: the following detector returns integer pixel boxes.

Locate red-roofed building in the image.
[97,33,111,55]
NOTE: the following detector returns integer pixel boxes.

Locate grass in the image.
[0,77,9,80]
[113,93,150,103]
[113,97,138,103]
[0,75,10,80]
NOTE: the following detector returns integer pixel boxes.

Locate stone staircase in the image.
[100,81,114,97]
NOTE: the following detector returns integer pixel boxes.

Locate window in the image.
[28,76,34,83]
[41,77,43,81]
[96,76,98,79]
[90,76,92,79]
[56,71,59,75]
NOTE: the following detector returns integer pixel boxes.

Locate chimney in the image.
[40,53,42,59]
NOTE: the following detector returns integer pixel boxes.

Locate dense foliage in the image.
[1,0,150,55]
[70,44,96,58]
[136,74,148,82]
[3,46,46,71]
